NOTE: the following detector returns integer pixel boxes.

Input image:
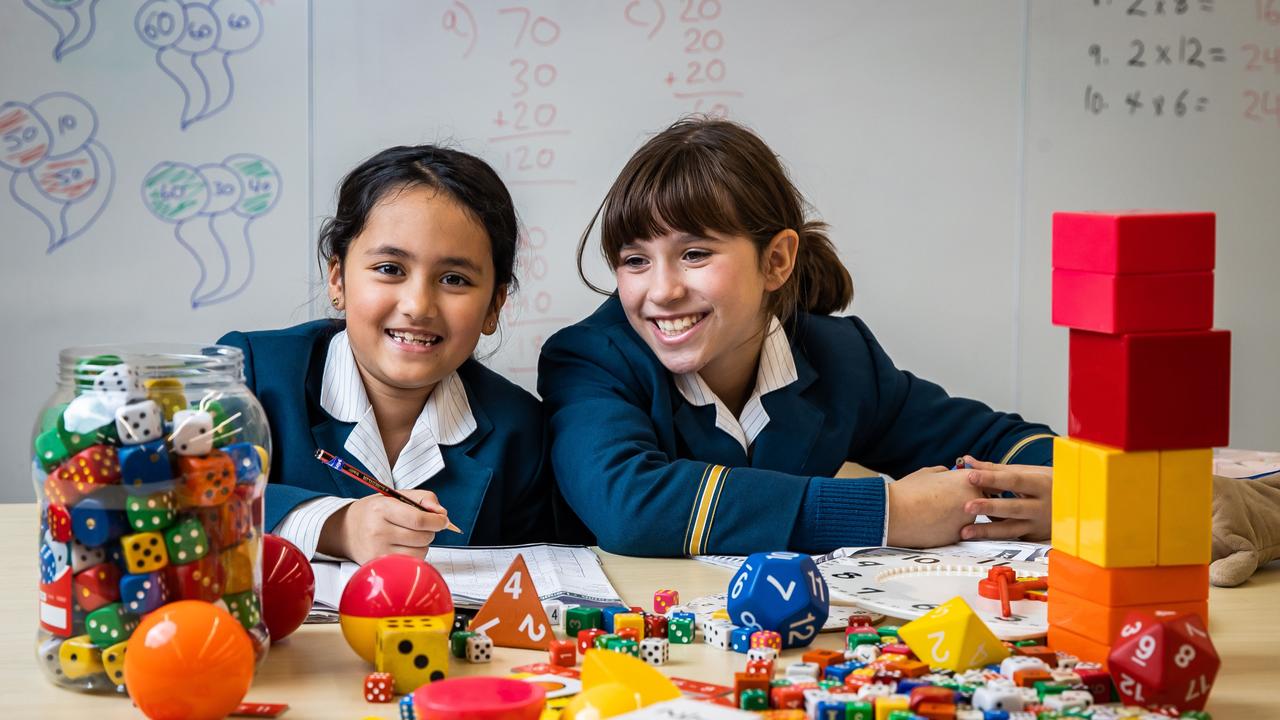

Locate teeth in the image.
[655,315,703,335]
[388,330,440,345]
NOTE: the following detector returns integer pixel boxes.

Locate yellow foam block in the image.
[1158,448,1212,565]
[1076,439,1158,568]
[1052,437,1081,555]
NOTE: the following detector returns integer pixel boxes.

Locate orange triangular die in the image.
[468,553,553,650]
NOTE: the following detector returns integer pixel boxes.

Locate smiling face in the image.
[328,186,505,400]
[616,229,789,393]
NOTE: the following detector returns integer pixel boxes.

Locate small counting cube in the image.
[175,451,236,507]
[168,555,223,601]
[705,620,734,650]
[739,688,768,711]
[653,589,679,614]
[47,504,72,542]
[577,628,606,655]
[668,616,695,644]
[102,641,128,688]
[639,637,669,666]
[600,606,630,633]
[74,563,121,612]
[120,571,170,615]
[745,658,773,677]
[750,629,782,650]
[565,606,602,637]
[171,409,214,456]
[125,491,177,532]
[549,639,576,667]
[644,614,668,639]
[616,627,640,643]
[594,633,619,650]
[465,633,493,663]
[119,440,171,487]
[70,495,127,547]
[221,540,255,595]
[164,517,210,565]
[364,671,395,703]
[224,590,262,630]
[221,442,264,483]
[730,626,753,653]
[120,531,169,574]
[70,539,107,574]
[747,646,778,663]
[542,601,565,630]
[610,638,639,657]
[86,603,138,648]
[450,631,476,659]
[613,612,645,639]
[399,694,417,720]
[115,400,163,445]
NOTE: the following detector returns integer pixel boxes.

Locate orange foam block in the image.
[1047,625,1113,668]
[1048,551,1208,606]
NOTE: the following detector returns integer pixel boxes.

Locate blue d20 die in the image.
[730,626,753,653]
[221,442,262,484]
[119,440,172,487]
[70,493,127,547]
[119,571,170,615]
[726,551,830,649]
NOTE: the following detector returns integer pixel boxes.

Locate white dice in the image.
[171,409,214,456]
[1043,690,1093,711]
[1000,655,1050,679]
[848,642,880,664]
[785,661,820,682]
[703,620,734,650]
[639,637,669,666]
[746,646,778,663]
[973,683,1027,712]
[115,400,163,445]
[70,539,106,573]
[465,633,492,663]
[95,363,145,407]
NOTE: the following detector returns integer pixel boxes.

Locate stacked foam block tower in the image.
[1047,211,1229,665]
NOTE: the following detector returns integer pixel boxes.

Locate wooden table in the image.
[2,505,1276,719]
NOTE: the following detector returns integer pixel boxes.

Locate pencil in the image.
[314,449,462,534]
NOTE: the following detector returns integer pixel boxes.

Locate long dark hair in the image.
[319,145,518,299]
[577,118,852,320]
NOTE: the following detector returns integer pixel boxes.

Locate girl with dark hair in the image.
[219,145,552,563]
[539,118,1055,557]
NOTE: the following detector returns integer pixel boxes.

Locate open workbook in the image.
[309,543,625,616]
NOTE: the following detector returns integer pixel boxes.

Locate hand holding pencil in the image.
[313,449,461,564]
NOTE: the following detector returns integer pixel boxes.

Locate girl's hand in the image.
[318,489,451,564]
[886,466,984,548]
[957,455,1053,541]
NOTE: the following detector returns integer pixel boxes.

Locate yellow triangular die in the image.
[580,647,681,706]
[468,554,554,650]
[897,596,1009,672]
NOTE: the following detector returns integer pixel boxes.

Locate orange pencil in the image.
[315,449,462,534]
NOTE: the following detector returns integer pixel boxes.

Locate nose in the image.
[399,279,437,321]
[649,260,686,305]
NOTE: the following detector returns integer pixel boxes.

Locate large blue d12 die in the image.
[725,551,830,649]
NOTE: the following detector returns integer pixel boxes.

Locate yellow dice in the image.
[612,612,645,640]
[144,378,188,421]
[221,538,257,595]
[102,640,128,687]
[59,634,103,679]
[120,531,169,574]
[374,616,449,694]
[897,596,1008,672]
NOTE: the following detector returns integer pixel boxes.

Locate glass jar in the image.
[33,345,271,693]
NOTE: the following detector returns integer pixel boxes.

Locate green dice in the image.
[224,591,261,630]
[86,603,138,648]
[34,427,70,471]
[450,630,476,658]
[739,688,767,710]
[126,491,177,532]
[565,606,602,637]
[593,633,619,650]
[163,517,209,565]
[668,616,694,644]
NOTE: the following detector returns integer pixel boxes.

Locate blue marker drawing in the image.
[141,153,281,308]
[136,0,264,131]
[1,92,115,253]
[24,0,101,61]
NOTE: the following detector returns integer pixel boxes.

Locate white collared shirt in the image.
[275,330,477,559]
[673,316,799,452]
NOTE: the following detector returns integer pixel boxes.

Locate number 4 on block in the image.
[468,553,553,650]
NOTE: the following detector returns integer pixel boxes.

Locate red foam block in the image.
[1052,269,1213,334]
[1068,329,1230,450]
[1053,211,1215,274]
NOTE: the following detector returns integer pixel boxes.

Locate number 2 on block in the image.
[928,631,950,663]
[518,613,546,641]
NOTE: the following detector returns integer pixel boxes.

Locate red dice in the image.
[616,627,640,642]
[74,563,121,612]
[175,451,236,507]
[364,671,394,702]
[644,613,668,639]
[549,639,576,667]
[48,445,121,504]
[47,504,72,542]
[744,658,773,677]
[577,628,606,656]
[168,555,225,601]
[1109,611,1220,712]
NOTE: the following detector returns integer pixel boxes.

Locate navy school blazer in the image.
[537,296,1056,557]
[217,320,554,546]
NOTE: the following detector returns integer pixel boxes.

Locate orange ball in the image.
[124,600,255,720]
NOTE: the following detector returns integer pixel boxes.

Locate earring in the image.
[331,297,341,309]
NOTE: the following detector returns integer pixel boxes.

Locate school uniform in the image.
[537,295,1055,557]
[217,320,552,559]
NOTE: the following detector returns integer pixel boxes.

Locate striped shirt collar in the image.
[673,316,799,452]
[319,330,476,491]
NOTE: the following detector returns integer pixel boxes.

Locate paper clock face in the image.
[817,548,1049,641]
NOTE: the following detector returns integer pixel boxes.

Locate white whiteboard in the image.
[2,0,1277,502]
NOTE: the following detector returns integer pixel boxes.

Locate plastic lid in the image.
[414,677,546,720]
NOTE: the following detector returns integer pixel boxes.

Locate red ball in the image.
[261,534,315,642]
[339,554,453,664]
[124,600,255,720]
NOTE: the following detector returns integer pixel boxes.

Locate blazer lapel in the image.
[309,416,368,497]
[428,398,495,546]
[751,346,825,474]
[672,397,749,467]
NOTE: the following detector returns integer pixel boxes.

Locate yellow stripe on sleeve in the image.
[686,464,727,555]
[999,433,1056,465]
[683,464,713,555]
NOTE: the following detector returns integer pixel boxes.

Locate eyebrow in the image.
[365,246,486,274]
[436,256,485,274]
[365,244,413,259]
[620,233,722,250]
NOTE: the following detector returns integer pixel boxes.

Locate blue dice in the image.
[70,494,127,547]
[600,606,631,633]
[726,551,829,649]
[730,626,752,653]
[222,442,262,484]
[119,440,172,487]
[39,535,68,583]
[120,571,170,614]
[399,693,416,720]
